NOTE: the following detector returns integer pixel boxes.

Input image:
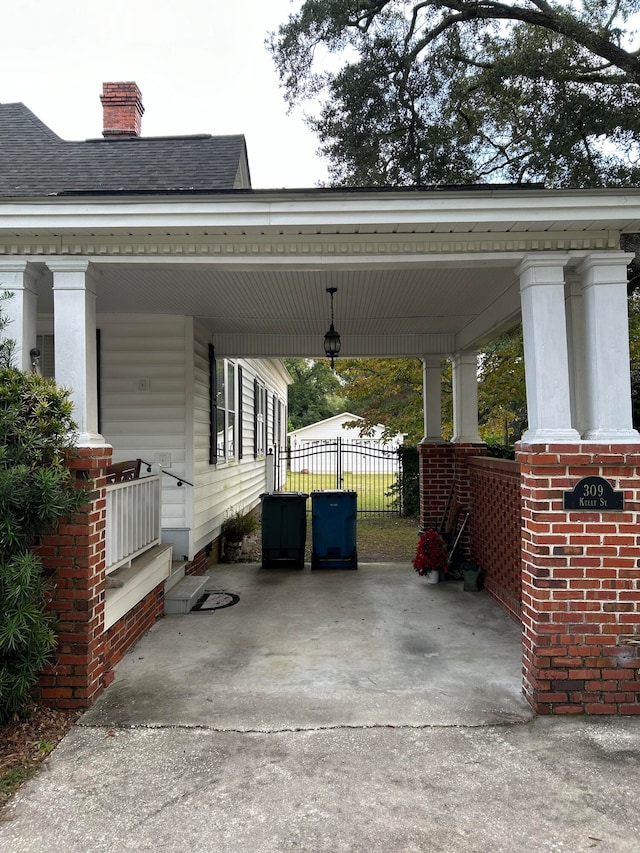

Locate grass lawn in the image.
[284,471,397,514]
[350,515,420,562]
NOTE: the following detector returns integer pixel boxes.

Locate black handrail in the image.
[140,459,193,488]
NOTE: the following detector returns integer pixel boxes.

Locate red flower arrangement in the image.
[413,528,448,576]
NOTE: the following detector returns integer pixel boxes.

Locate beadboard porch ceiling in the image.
[32,257,525,358]
[17,185,640,358]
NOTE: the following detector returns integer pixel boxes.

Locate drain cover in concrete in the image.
[191,591,240,612]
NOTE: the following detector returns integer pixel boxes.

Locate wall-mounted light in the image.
[323,287,341,369]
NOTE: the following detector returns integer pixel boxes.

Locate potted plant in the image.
[462,560,483,591]
[221,509,259,562]
[413,528,448,584]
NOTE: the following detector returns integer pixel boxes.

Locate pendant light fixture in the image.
[323,287,341,368]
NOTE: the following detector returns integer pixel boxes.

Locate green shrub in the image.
[387,445,420,517]
[483,441,516,460]
[221,508,259,541]
[0,368,85,722]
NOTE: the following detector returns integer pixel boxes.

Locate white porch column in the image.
[0,260,39,372]
[451,351,482,444]
[422,356,444,441]
[564,271,589,437]
[518,255,580,443]
[577,252,639,442]
[48,259,105,446]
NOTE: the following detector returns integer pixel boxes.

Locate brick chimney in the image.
[100,82,144,138]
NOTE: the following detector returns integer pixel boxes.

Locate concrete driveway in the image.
[1,564,638,852]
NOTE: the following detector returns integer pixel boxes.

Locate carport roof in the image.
[4,183,640,359]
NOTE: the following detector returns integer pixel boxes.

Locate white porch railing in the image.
[105,475,162,574]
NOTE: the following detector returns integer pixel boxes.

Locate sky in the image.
[3,0,328,189]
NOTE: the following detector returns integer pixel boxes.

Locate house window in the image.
[237,366,244,460]
[271,393,277,446]
[210,347,237,463]
[254,378,266,458]
[277,399,285,447]
[216,360,236,461]
[36,334,55,378]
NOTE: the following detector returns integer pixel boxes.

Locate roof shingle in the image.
[0,102,250,197]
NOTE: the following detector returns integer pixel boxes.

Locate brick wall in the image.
[469,456,522,623]
[185,543,213,577]
[103,584,165,675]
[419,442,454,530]
[36,446,111,709]
[518,442,640,714]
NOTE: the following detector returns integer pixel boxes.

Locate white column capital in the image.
[421,355,442,368]
[517,254,569,289]
[576,251,635,286]
[48,259,99,294]
[452,351,478,369]
[0,259,41,290]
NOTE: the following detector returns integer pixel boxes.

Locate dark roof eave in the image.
[41,182,548,199]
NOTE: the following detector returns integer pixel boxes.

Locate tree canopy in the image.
[333,357,429,443]
[285,358,344,429]
[270,0,640,186]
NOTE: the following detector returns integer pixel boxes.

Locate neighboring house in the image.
[288,413,403,473]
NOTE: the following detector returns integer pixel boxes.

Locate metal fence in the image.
[281,438,403,515]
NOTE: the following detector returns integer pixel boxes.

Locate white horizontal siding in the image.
[99,314,188,529]
[191,323,290,554]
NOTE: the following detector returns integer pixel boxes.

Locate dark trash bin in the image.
[260,491,308,569]
[311,490,357,569]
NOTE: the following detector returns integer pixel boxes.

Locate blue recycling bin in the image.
[260,492,308,569]
[311,490,357,570]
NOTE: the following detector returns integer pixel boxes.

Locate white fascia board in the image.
[265,358,294,386]
[2,188,640,233]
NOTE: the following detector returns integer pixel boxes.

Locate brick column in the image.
[36,446,112,709]
[452,444,486,559]
[518,443,640,714]
[419,441,453,531]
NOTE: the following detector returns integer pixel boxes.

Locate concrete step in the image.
[164,560,188,594]
[164,574,209,615]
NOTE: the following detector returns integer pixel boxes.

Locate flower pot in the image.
[463,562,482,591]
[425,569,440,585]
[223,539,243,563]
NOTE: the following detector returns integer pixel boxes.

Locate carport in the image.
[80,563,531,730]
[2,183,640,714]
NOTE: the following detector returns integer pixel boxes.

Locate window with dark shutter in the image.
[209,344,217,465]
[238,366,243,460]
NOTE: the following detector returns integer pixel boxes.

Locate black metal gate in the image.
[281,438,403,515]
